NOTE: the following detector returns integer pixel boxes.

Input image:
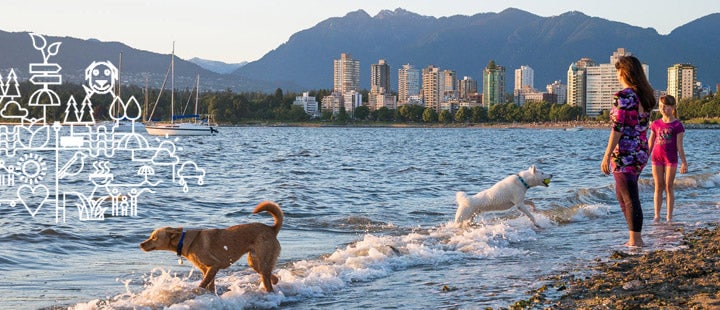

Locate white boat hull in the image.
[145,123,218,136]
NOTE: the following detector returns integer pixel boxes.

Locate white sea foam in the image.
[69,217,545,309]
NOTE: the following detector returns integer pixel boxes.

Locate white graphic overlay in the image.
[0,33,206,222]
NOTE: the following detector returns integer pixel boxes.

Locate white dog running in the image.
[454,165,552,227]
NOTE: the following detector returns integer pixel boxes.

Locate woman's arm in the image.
[601,130,621,175]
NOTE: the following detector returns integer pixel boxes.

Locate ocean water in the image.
[1,126,718,309]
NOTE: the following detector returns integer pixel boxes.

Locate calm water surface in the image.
[1,126,718,309]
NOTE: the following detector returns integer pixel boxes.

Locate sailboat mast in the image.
[171,42,175,125]
[195,74,199,116]
[117,52,122,98]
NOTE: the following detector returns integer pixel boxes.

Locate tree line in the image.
[3,81,718,124]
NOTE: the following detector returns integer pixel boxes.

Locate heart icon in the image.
[17,184,50,217]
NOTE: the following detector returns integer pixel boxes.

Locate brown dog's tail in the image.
[253,201,283,234]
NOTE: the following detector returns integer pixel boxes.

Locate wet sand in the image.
[514,224,720,309]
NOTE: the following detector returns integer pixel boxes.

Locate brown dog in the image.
[140,201,283,292]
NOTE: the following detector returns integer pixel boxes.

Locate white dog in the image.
[454,165,552,227]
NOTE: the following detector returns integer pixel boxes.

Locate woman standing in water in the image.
[600,55,656,247]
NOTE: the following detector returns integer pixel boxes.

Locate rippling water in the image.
[1,126,718,309]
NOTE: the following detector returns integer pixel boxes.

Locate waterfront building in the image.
[333,53,360,95]
[321,92,343,115]
[398,64,420,106]
[566,57,596,113]
[373,93,397,110]
[343,90,363,118]
[369,59,391,108]
[667,63,697,101]
[482,60,506,108]
[440,69,458,104]
[422,65,441,112]
[585,48,649,116]
[514,65,534,96]
[458,76,478,100]
[546,80,567,104]
[293,92,320,117]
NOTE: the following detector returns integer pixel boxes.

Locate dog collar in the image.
[176,230,186,257]
[516,174,530,189]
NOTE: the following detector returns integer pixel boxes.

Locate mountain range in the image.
[2,8,719,94]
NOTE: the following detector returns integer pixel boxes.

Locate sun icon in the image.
[16,153,48,185]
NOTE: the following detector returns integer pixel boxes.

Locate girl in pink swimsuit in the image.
[649,95,688,223]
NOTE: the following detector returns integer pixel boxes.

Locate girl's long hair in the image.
[660,94,678,118]
[615,55,656,112]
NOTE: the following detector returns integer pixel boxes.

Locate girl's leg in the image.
[652,165,666,223]
[665,165,678,222]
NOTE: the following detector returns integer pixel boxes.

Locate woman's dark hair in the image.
[615,55,656,112]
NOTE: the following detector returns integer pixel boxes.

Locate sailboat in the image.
[145,43,218,136]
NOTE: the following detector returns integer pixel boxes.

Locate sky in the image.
[2,0,718,64]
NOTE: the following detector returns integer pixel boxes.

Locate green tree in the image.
[438,109,452,124]
[455,106,471,123]
[354,105,370,120]
[335,105,348,123]
[422,108,438,123]
[471,106,488,123]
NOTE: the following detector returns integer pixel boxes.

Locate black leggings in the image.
[614,172,643,232]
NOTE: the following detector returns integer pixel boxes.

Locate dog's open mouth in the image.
[543,178,551,186]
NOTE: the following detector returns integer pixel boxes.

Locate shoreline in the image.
[514,224,720,309]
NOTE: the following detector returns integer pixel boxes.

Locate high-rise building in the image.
[667,63,697,101]
[440,69,458,102]
[333,53,360,95]
[369,59,391,108]
[566,58,597,113]
[585,48,649,116]
[482,60,505,107]
[422,65,441,112]
[398,64,420,105]
[370,59,391,94]
[547,80,567,105]
[514,65,534,95]
[458,76,478,99]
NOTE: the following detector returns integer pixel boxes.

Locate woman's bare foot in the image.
[653,217,660,223]
[624,241,644,247]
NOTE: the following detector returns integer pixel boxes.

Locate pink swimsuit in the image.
[650,119,684,166]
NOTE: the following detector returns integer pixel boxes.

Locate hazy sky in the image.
[2,0,717,63]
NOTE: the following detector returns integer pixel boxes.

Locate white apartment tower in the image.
[566,58,596,112]
[514,65,534,95]
[584,48,650,116]
[667,63,697,101]
[547,80,567,104]
[293,92,320,117]
[398,64,420,105]
[333,53,360,94]
[422,65,441,112]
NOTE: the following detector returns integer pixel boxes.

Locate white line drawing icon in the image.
[0,33,207,223]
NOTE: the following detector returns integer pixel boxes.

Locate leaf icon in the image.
[29,33,47,50]
[47,42,62,57]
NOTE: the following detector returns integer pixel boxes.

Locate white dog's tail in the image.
[454,191,472,223]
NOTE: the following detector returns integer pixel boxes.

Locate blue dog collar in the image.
[516,174,530,189]
[176,230,186,257]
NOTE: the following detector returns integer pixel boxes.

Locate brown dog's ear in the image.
[167,227,183,239]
